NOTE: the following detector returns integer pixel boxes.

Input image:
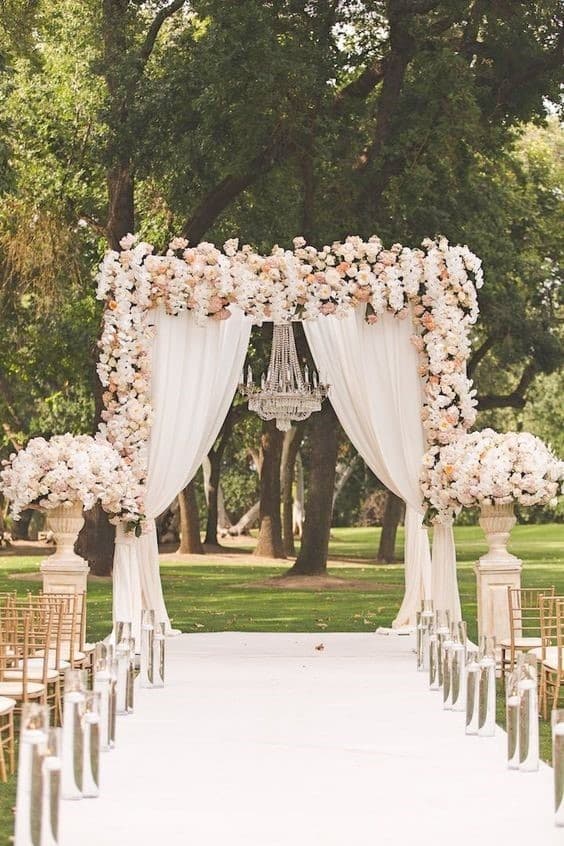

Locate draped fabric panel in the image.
[112,306,252,640]
[304,307,461,625]
[431,522,462,622]
[112,524,143,642]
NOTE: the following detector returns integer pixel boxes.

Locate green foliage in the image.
[0,294,98,451]
[0,0,562,520]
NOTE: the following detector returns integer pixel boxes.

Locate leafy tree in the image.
[0,0,562,573]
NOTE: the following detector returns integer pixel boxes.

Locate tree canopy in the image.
[0,1,562,553]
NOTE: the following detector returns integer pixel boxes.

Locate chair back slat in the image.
[508,586,555,640]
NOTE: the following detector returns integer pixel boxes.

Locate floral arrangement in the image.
[0,433,133,521]
[421,429,564,523]
[96,232,483,524]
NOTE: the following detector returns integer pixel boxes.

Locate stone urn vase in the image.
[475,501,522,647]
[478,501,520,566]
[40,502,90,593]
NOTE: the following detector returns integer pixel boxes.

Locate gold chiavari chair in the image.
[0,592,16,610]
[537,595,564,719]
[0,696,15,782]
[5,599,63,723]
[0,609,47,711]
[36,593,89,671]
[501,585,555,676]
[76,591,96,671]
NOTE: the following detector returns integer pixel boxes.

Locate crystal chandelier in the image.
[239,323,329,431]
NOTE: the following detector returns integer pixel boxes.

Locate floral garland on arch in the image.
[96,233,483,526]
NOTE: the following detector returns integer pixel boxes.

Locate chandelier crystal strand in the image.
[239,323,328,431]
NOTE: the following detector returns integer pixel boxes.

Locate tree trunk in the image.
[280,424,305,556]
[106,163,135,250]
[202,406,239,546]
[11,509,33,541]
[217,485,232,533]
[292,452,304,538]
[75,2,135,576]
[287,402,339,575]
[177,480,204,555]
[75,504,116,576]
[254,419,285,558]
[203,451,222,546]
[229,501,260,536]
[332,454,360,510]
[377,491,404,563]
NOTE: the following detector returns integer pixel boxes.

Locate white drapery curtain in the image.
[112,306,252,640]
[304,307,461,625]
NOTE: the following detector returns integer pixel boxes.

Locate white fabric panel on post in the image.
[304,306,461,624]
[431,521,462,622]
[112,306,252,640]
[112,524,144,644]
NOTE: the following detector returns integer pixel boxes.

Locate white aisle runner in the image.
[62,633,558,845]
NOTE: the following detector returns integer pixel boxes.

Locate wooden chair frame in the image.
[0,696,15,782]
[501,585,555,677]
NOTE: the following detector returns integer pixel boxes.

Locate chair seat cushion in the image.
[500,637,542,649]
[0,696,16,715]
[0,681,44,697]
[4,668,59,683]
[19,657,70,672]
[34,648,85,663]
[528,646,564,670]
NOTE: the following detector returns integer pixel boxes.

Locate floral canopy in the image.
[96,233,483,526]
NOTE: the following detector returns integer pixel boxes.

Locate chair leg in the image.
[553,675,561,714]
[540,669,549,720]
[8,711,14,775]
[55,677,63,726]
[0,724,7,783]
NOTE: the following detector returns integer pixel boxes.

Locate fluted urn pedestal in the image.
[40,503,90,594]
[474,502,522,648]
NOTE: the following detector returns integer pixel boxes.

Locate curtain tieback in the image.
[115,523,137,546]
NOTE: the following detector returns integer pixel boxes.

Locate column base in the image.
[40,558,90,594]
[474,556,522,648]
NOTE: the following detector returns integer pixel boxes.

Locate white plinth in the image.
[474,502,522,645]
[40,503,89,594]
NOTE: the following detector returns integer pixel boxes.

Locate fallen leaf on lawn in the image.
[316,622,328,629]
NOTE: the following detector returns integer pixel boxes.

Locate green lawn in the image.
[0,523,562,843]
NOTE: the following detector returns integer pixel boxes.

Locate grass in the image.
[0,523,562,842]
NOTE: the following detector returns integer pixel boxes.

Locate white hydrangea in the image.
[421,429,564,522]
[0,434,135,522]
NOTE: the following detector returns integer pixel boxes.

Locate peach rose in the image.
[356,287,371,302]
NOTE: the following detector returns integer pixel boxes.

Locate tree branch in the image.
[355,7,416,171]
[180,127,290,243]
[467,335,498,377]
[392,0,442,13]
[137,0,187,70]
[333,60,385,108]
[476,361,538,411]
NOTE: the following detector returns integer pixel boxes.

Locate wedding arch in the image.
[96,232,483,639]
